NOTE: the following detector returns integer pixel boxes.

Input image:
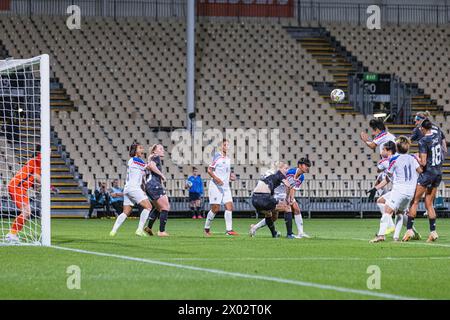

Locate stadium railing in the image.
[1,0,449,26]
[89,178,450,217]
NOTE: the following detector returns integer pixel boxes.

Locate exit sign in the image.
[364,73,379,82]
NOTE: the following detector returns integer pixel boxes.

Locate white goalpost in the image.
[0,54,50,246]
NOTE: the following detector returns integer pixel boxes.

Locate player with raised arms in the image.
[109,142,153,237]
[368,137,422,243]
[144,144,170,237]
[250,158,311,239]
[360,118,396,154]
[250,162,295,238]
[403,119,444,242]
[360,118,397,234]
[204,139,237,236]
[6,145,41,242]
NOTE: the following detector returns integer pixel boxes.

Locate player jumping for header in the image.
[403,120,445,242]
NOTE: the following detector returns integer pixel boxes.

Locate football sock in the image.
[284,212,293,235]
[265,217,277,237]
[254,218,266,230]
[147,209,158,229]
[394,214,403,239]
[388,215,395,229]
[204,210,215,229]
[10,214,25,235]
[224,210,233,231]
[190,207,195,218]
[137,209,150,231]
[159,210,168,232]
[196,207,202,217]
[429,218,436,232]
[377,203,386,215]
[403,213,419,235]
[406,216,415,230]
[111,213,127,233]
[402,213,409,226]
[377,213,390,236]
[294,214,304,235]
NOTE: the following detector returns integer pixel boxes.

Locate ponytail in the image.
[415,111,431,121]
[150,144,158,154]
[129,142,140,157]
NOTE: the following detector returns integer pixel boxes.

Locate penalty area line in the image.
[51,245,422,300]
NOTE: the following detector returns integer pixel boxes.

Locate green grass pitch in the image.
[1,218,450,300]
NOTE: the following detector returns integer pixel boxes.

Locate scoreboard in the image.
[360,73,391,102]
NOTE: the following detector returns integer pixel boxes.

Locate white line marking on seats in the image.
[51,245,422,300]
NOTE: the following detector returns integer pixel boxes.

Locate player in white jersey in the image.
[367,137,422,243]
[110,143,153,237]
[361,118,396,233]
[360,118,396,155]
[376,153,391,197]
[204,139,238,236]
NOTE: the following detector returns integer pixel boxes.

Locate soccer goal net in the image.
[0,55,50,246]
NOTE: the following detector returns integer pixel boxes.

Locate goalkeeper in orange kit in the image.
[6,147,43,242]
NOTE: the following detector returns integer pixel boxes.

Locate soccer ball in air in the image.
[330,89,345,103]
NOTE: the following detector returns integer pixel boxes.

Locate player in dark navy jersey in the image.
[250,158,311,239]
[410,111,447,155]
[144,144,170,237]
[403,120,443,242]
[250,162,295,238]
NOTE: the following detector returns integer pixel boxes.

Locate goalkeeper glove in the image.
[366,187,377,202]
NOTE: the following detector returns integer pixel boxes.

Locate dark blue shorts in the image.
[189,192,201,202]
[252,193,278,212]
[417,172,442,189]
[145,182,166,201]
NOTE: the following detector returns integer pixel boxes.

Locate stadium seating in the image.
[324,23,450,112]
[0,16,448,195]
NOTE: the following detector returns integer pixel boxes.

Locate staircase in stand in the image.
[283,27,449,188]
[50,81,75,112]
[284,26,365,114]
[14,120,90,217]
[49,128,90,217]
[283,26,445,117]
[1,40,89,216]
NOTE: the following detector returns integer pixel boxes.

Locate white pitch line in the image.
[162,256,450,261]
[51,245,422,300]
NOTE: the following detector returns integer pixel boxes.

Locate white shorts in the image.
[208,182,233,205]
[376,187,389,197]
[382,190,413,212]
[274,193,287,202]
[123,188,147,207]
